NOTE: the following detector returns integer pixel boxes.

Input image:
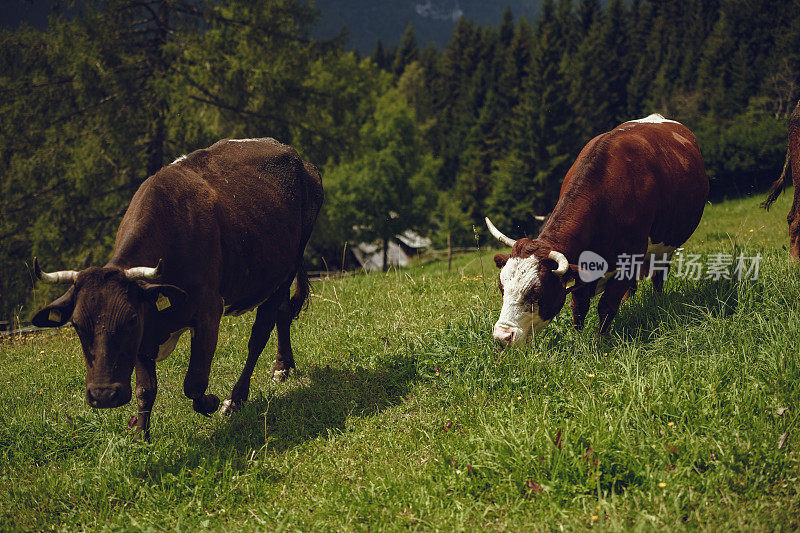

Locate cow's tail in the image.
[290,261,311,320]
[762,149,792,210]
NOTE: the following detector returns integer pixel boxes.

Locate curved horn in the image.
[548,250,569,276]
[34,257,78,284]
[484,217,517,247]
[124,259,163,281]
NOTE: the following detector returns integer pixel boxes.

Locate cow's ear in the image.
[494,254,510,269]
[559,265,587,293]
[31,286,76,327]
[138,282,188,314]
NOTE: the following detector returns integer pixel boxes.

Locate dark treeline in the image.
[1,0,798,320]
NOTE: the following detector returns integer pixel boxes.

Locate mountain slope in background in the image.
[313,0,542,51]
[2,1,541,53]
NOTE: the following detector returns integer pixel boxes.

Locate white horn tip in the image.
[485,217,517,247]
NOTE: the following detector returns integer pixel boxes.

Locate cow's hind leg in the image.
[652,266,668,294]
[272,285,296,382]
[185,302,223,416]
[622,279,638,302]
[790,206,800,262]
[221,298,280,415]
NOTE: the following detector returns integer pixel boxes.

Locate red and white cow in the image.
[487,114,709,345]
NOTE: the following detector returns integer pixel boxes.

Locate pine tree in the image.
[392,25,419,78]
[371,39,390,71]
[488,0,576,235]
[499,7,515,49]
[567,0,632,138]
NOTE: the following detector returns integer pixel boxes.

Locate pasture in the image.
[2,191,800,531]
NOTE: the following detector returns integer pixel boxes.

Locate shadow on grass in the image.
[611,275,760,343]
[143,357,418,477]
[213,359,416,453]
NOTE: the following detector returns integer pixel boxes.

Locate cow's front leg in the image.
[622,279,638,302]
[272,288,296,382]
[132,355,157,441]
[221,299,279,415]
[570,286,592,331]
[185,307,222,416]
[596,278,632,337]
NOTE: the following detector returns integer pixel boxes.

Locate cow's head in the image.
[31,259,187,408]
[486,217,582,346]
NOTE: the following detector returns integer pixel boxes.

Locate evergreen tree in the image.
[566,0,631,138]
[371,39,390,71]
[392,25,419,78]
[488,1,576,235]
[454,89,505,234]
[576,0,601,35]
[499,7,515,49]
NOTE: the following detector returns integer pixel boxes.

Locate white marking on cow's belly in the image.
[155,328,190,362]
[632,113,681,125]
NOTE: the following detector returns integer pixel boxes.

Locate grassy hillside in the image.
[2,191,799,530]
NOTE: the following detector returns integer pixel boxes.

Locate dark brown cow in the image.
[486,114,709,345]
[31,138,323,440]
[762,99,800,258]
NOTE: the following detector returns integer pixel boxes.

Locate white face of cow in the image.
[493,256,552,346]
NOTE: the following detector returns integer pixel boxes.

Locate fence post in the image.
[447,232,452,273]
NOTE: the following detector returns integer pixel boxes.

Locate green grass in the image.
[2,191,800,531]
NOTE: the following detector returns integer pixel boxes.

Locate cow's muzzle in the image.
[493,324,525,346]
[86,383,131,408]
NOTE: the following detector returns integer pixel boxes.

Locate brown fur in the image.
[493,118,709,336]
[32,138,323,440]
[761,100,800,258]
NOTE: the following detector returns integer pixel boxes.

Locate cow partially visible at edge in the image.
[486,114,709,345]
[762,99,800,258]
[32,138,323,440]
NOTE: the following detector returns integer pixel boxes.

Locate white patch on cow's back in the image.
[227,137,280,144]
[171,154,187,164]
[632,113,681,125]
[155,328,190,362]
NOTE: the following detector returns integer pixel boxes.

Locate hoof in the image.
[220,398,241,416]
[272,368,293,383]
[193,394,221,417]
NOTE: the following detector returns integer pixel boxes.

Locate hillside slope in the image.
[311,0,542,51]
[2,192,800,529]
